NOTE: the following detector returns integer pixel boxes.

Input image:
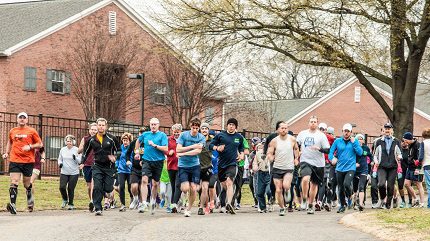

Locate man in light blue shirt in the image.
[134,118,168,214]
[176,118,205,217]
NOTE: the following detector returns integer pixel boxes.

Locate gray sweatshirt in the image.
[58,146,81,175]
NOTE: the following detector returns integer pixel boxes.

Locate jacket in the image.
[82,132,120,168]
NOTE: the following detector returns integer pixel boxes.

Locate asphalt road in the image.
[0,206,379,241]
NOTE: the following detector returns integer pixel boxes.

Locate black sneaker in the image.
[337,206,346,213]
[226,203,236,215]
[358,204,365,212]
[95,210,102,216]
[89,202,95,212]
[171,207,178,213]
[198,207,205,215]
[7,203,17,215]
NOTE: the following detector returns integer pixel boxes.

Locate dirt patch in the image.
[340,211,428,241]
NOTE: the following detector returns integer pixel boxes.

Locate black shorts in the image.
[114,173,119,187]
[405,169,424,182]
[299,162,324,185]
[272,167,293,180]
[218,165,237,182]
[141,160,163,182]
[83,166,93,183]
[178,165,201,184]
[130,169,142,184]
[200,167,213,182]
[9,162,34,177]
[209,174,218,188]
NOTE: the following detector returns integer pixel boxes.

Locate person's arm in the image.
[58,148,63,168]
[2,134,12,159]
[328,139,338,164]
[374,145,381,165]
[73,148,82,164]
[266,139,276,163]
[77,137,85,154]
[293,138,299,166]
[352,139,363,156]
[209,133,220,151]
[419,142,425,162]
[81,137,93,164]
[126,140,136,162]
[238,135,245,160]
[177,144,203,157]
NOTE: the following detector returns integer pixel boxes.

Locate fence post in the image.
[364,133,368,145]
[242,129,246,138]
[38,113,43,180]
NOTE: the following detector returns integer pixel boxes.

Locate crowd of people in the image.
[2,112,430,217]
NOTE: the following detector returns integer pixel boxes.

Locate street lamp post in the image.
[128,73,145,126]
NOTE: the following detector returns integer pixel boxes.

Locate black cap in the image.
[383,123,393,129]
[227,118,238,128]
[403,132,413,140]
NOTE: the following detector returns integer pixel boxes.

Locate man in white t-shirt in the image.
[296,116,330,214]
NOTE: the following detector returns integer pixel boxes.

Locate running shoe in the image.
[235,203,241,210]
[323,203,331,212]
[198,207,205,215]
[220,207,226,213]
[129,198,139,210]
[138,203,147,213]
[171,205,178,213]
[166,207,172,213]
[110,199,117,209]
[89,202,95,212]
[150,202,156,215]
[337,206,346,213]
[307,204,315,214]
[61,200,68,209]
[371,203,379,209]
[279,208,286,216]
[287,207,293,213]
[119,205,126,212]
[419,203,425,208]
[226,203,236,214]
[412,200,420,208]
[95,210,103,216]
[160,199,165,208]
[332,200,338,208]
[184,210,191,217]
[104,202,109,210]
[379,202,387,209]
[68,205,75,210]
[399,201,406,208]
[315,201,322,211]
[268,204,274,212]
[300,200,307,211]
[358,204,365,212]
[7,203,17,215]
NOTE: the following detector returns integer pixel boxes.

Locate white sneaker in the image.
[129,197,139,210]
[184,210,191,217]
[220,207,226,213]
[138,203,147,213]
[300,201,307,211]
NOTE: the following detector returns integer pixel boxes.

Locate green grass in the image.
[0,175,256,211]
[373,208,430,240]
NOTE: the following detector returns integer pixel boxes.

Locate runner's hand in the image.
[108,155,116,163]
[134,153,140,160]
[331,157,338,166]
[350,137,355,143]
[148,140,155,147]
[169,150,174,156]
[126,161,132,166]
[2,153,8,159]
[217,145,225,152]
[294,159,299,166]
[79,164,84,170]
[22,145,31,151]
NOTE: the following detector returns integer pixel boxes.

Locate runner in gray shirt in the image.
[267,121,299,216]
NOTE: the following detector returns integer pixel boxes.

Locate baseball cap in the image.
[384,123,393,129]
[327,127,335,135]
[403,132,413,140]
[318,123,328,130]
[17,112,28,118]
[342,123,353,131]
[251,137,261,145]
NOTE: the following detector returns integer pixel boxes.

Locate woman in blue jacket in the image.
[116,133,133,211]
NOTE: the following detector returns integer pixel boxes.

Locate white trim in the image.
[287,76,430,124]
[3,0,112,56]
[287,76,357,124]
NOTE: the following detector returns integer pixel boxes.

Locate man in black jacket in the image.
[82,118,120,216]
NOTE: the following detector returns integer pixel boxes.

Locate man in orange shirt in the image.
[2,112,43,214]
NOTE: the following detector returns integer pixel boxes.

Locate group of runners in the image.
[2,112,430,216]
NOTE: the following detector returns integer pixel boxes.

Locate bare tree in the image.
[153,50,225,127]
[157,0,430,137]
[58,16,150,122]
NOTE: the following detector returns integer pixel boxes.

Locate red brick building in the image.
[226,76,430,137]
[0,0,223,129]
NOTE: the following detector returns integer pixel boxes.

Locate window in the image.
[150,82,167,105]
[354,86,361,103]
[180,85,190,108]
[205,106,215,125]
[109,11,117,35]
[45,136,63,159]
[24,67,37,91]
[46,69,71,94]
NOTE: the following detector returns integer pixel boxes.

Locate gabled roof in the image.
[0,0,198,72]
[286,76,430,124]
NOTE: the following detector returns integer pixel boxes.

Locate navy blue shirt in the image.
[356,145,372,175]
[209,131,244,169]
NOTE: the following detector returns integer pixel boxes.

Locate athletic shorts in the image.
[200,167,213,182]
[130,170,142,184]
[9,162,33,177]
[209,174,218,188]
[141,160,164,182]
[32,168,41,176]
[83,166,93,183]
[114,173,119,187]
[178,165,201,184]
[218,165,237,182]
[272,167,293,180]
[405,169,424,182]
[299,162,324,185]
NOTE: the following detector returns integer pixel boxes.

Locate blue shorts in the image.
[83,166,93,183]
[178,165,201,185]
[405,169,424,182]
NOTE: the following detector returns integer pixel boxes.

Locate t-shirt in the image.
[209,131,245,169]
[296,129,330,167]
[138,131,168,161]
[238,138,250,167]
[9,126,42,164]
[177,131,206,168]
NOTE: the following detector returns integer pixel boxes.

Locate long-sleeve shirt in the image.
[58,146,80,175]
[82,132,120,168]
[329,138,363,172]
[209,131,244,169]
[373,136,402,169]
[166,135,178,170]
[116,144,131,174]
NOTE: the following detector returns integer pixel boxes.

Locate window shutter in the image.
[46,69,53,91]
[149,84,156,104]
[109,11,117,35]
[64,72,71,94]
[165,84,172,105]
[24,67,31,90]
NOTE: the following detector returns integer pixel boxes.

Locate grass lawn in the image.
[372,208,430,240]
[0,175,256,212]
